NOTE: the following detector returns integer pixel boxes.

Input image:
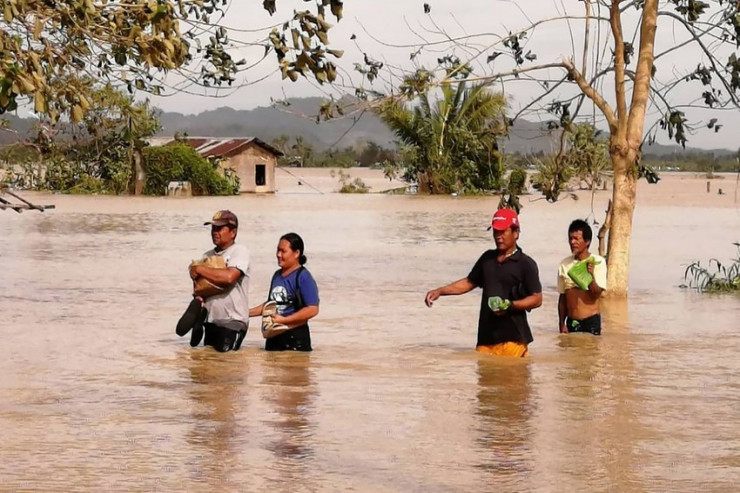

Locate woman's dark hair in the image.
[280,232,307,265]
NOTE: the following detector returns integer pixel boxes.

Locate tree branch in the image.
[447,62,569,84]
[583,0,592,78]
[562,58,618,133]
[610,0,628,137]
[656,10,740,107]
[511,77,569,122]
[626,0,659,147]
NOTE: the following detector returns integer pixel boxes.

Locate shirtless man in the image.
[557,219,607,335]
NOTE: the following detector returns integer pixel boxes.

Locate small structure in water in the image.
[152,137,284,194]
[0,188,55,213]
[167,181,193,197]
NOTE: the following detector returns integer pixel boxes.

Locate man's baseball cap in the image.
[487,208,520,231]
[204,210,238,228]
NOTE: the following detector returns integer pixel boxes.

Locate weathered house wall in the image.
[221,144,277,193]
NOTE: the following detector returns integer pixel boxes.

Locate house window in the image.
[255,164,266,186]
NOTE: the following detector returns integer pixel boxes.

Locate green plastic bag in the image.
[488,296,511,312]
[567,256,601,290]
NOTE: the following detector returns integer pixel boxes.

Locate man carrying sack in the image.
[176,210,251,352]
[557,219,607,335]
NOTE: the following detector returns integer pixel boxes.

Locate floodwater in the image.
[1,181,739,492]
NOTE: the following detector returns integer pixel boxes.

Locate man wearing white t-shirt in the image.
[189,210,251,352]
[557,219,607,335]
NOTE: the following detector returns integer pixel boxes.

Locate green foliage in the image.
[332,169,369,193]
[498,167,528,212]
[358,141,396,167]
[531,153,573,202]
[43,157,90,192]
[68,175,108,195]
[531,124,612,202]
[378,80,507,194]
[313,147,357,168]
[272,135,398,169]
[142,143,238,196]
[0,143,37,164]
[0,144,41,188]
[267,4,344,85]
[382,159,397,181]
[683,243,740,292]
[567,124,611,190]
[1,1,340,123]
[31,85,160,194]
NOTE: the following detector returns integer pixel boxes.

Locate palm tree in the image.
[378,81,507,194]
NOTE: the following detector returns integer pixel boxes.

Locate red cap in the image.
[489,208,520,231]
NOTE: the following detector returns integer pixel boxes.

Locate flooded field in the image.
[1,171,738,492]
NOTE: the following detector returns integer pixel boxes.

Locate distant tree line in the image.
[0,86,237,195]
[269,135,397,169]
[1,86,737,197]
[642,151,740,174]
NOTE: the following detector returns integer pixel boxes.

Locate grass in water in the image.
[683,243,740,292]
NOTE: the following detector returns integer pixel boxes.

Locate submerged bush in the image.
[142,144,238,196]
[683,243,740,292]
[332,169,369,193]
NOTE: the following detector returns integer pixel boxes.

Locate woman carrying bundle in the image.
[249,233,319,351]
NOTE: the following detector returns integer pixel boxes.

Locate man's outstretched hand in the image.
[425,289,441,307]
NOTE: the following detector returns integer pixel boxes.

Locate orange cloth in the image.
[476,341,529,358]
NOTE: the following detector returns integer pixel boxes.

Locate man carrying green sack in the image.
[567,256,602,291]
[557,219,607,335]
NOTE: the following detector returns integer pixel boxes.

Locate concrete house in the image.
[164,137,284,193]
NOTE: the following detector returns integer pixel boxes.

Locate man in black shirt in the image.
[424,208,542,357]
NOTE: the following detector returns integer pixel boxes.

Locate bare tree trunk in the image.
[606,153,637,296]
[597,199,612,257]
[602,1,657,296]
[133,149,145,195]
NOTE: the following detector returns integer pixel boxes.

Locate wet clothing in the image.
[566,314,602,336]
[201,243,250,352]
[203,321,248,352]
[557,253,607,293]
[264,267,319,352]
[475,341,529,358]
[467,248,542,348]
[176,298,208,337]
[202,244,251,326]
[558,253,606,337]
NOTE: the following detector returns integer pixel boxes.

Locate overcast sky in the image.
[147,0,740,150]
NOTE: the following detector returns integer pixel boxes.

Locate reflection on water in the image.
[182,350,245,487]
[262,354,316,469]
[0,193,738,492]
[474,360,534,477]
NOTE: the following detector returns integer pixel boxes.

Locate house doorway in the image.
[255,164,266,186]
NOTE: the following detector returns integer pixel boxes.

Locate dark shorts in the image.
[204,323,246,352]
[265,324,312,352]
[566,314,602,335]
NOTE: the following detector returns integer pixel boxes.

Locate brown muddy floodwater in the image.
[1,177,739,492]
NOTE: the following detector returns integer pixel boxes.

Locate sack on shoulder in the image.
[191,255,227,298]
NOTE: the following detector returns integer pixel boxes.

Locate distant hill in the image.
[0,114,37,144]
[2,97,735,157]
[501,118,735,157]
[156,97,397,150]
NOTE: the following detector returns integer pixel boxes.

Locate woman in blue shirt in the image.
[250,233,319,351]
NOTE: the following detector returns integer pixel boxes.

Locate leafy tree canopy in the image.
[378,79,507,194]
[1,0,343,122]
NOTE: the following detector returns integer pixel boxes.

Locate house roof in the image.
[159,137,284,158]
